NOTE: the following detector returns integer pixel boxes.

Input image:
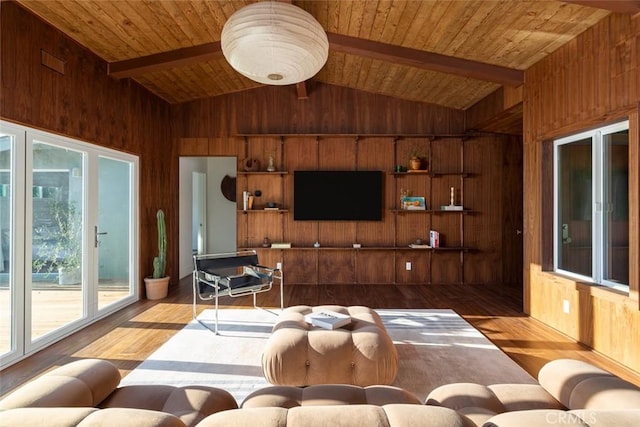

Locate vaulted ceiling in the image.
[16,1,634,111]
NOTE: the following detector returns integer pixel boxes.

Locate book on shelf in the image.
[270,242,291,249]
[263,207,280,211]
[401,196,426,210]
[304,310,352,330]
[409,243,431,249]
[429,230,440,248]
[440,205,464,211]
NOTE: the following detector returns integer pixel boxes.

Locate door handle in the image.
[94,225,108,248]
[562,224,572,244]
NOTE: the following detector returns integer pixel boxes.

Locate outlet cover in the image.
[276,262,282,270]
[563,299,570,314]
[406,261,412,271]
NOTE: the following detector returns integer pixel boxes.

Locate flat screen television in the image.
[293,170,384,221]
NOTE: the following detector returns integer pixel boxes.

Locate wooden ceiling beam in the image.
[326,33,523,86]
[108,33,523,87]
[108,41,223,79]
[561,1,640,16]
[296,82,309,100]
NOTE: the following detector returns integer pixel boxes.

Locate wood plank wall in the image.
[176,85,523,287]
[173,81,466,137]
[0,2,177,295]
[523,12,640,373]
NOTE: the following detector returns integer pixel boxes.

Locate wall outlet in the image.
[563,299,570,314]
[276,262,282,270]
[406,261,412,271]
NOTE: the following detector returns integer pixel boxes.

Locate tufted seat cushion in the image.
[242,384,421,408]
[0,359,238,427]
[261,305,398,386]
[100,384,238,426]
[0,358,121,409]
[426,358,640,426]
[197,404,475,427]
[538,358,640,410]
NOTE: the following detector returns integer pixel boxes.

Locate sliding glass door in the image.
[29,140,86,343]
[0,123,25,365]
[0,121,138,368]
[97,155,136,311]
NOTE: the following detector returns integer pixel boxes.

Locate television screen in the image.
[294,170,384,221]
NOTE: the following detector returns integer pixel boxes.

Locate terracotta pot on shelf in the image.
[409,157,422,171]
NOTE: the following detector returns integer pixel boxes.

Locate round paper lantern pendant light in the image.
[221,1,329,85]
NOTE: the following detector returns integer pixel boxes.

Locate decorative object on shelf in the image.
[401,196,426,210]
[441,186,463,210]
[394,165,406,173]
[144,209,170,300]
[271,242,292,249]
[266,201,277,209]
[313,241,321,248]
[429,230,440,248]
[410,238,430,248]
[353,243,361,248]
[243,157,261,172]
[409,243,431,248]
[262,237,271,248]
[242,191,254,211]
[221,175,236,202]
[266,155,276,172]
[408,145,427,171]
[221,1,329,85]
[400,188,409,207]
[441,205,464,211]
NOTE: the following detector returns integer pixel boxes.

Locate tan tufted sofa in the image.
[426,358,640,426]
[261,305,398,386]
[0,358,238,427]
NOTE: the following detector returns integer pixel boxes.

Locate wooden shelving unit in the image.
[236,134,480,285]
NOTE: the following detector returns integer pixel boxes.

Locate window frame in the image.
[553,120,630,292]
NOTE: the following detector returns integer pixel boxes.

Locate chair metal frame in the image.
[192,250,283,334]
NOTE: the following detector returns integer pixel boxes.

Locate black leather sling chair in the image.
[192,250,283,334]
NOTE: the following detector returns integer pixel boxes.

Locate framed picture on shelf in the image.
[401,196,426,210]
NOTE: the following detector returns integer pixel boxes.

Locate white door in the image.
[0,121,138,368]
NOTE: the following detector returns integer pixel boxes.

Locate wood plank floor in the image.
[2,277,640,398]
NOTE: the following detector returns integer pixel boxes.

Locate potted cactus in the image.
[144,209,169,299]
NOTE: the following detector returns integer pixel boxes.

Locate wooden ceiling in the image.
[16,1,623,110]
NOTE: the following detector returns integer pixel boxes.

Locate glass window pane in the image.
[557,138,592,277]
[0,134,14,356]
[98,156,133,310]
[603,129,629,286]
[31,141,85,341]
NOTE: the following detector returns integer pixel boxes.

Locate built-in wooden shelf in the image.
[391,209,471,214]
[242,246,471,252]
[237,171,288,175]
[390,171,472,178]
[239,209,289,213]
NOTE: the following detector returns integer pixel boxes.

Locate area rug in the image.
[121,308,535,403]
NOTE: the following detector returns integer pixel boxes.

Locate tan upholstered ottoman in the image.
[261,305,398,386]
